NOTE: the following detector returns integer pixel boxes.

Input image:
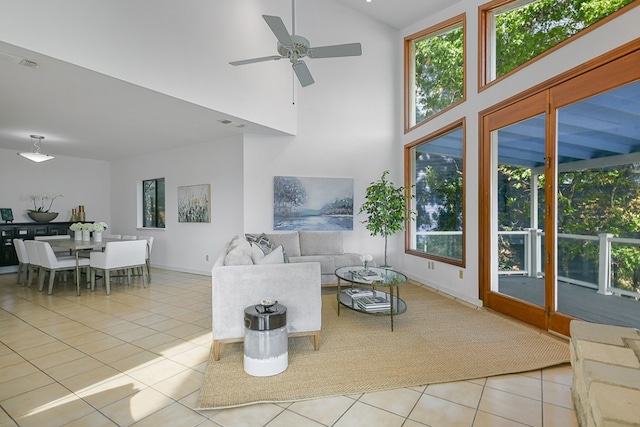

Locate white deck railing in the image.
[497,229,640,298]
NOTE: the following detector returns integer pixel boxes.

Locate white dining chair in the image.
[90,240,147,295]
[35,241,90,295]
[23,240,41,288]
[13,239,30,286]
[35,235,72,256]
[103,234,122,239]
[136,236,154,283]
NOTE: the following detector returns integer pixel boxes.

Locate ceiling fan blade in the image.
[292,60,314,87]
[229,55,283,66]
[307,43,362,59]
[263,15,294,47]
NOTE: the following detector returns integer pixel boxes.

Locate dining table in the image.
[38,237,120,296]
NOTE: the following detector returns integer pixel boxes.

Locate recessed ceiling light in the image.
[218,119,232,125]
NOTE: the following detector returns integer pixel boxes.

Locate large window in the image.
[405,120,465,266]
[481,0,636,86]
[405,15,465,130]
[143,178,165,228]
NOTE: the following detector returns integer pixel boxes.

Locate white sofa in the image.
[258,231,363,285]
[211,235,322,361]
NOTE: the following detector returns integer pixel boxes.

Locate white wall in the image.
[109,136,244,275]
[0,147,110,224]
[242,0,400,262]
[397,2,640,305]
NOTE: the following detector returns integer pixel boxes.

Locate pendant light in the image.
[18,135,54,162]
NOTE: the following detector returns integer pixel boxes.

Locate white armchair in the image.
[90,240,147,295]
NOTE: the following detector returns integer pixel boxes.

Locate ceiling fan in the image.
[229,0,362,87]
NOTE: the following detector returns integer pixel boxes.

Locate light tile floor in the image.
[0,269,578,427]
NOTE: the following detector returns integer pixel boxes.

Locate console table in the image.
[0,222,74,273]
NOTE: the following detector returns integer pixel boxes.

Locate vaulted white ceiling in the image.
[0,1,452,162]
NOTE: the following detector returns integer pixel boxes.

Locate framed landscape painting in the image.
[178,184,211,223]
[274,176,354,231]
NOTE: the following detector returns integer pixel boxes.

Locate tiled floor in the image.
[0,268,578,427]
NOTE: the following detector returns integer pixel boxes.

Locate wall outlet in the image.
[459,269,463,279]
[206,254,209,261]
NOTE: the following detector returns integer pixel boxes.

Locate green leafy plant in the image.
[359,171,416,267]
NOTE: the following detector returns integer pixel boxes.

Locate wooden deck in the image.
[499,276,640,329]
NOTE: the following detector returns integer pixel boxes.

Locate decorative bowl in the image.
[27,211,58,223]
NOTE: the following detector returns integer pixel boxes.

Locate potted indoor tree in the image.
[359,170,415,267]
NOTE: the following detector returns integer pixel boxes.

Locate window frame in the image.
[404,14,466,133]
[404,118,466,267]
[141,177,165,229]
[479,0,639,90]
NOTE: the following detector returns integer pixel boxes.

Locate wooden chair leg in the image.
[38,268,46,292]
[313,331,320,351]
[47,270,56,295]
[213,341,221,361]
[105,270,111,295]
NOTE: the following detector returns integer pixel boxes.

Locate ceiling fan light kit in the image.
[230,1,362,87]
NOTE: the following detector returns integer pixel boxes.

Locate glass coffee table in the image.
[335,266,408,331]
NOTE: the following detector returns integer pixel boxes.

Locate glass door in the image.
[553,80,640,333]
[481,47,640,335]
[481,92,551,330]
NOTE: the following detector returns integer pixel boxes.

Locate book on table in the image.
[356,295,391,311]
[359,274,384,282]
[343,288,374,299]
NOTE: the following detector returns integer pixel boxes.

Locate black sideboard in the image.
[0,222,73,271]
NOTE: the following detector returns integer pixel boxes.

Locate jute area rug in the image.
[196,283,569,409]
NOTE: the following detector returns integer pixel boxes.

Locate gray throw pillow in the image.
[245,233,274,255]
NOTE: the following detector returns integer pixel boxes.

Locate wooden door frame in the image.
[479,40,640,335]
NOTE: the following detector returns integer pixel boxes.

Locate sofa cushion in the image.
[257,245,285,264]
[299,231,344,256]
[245,233,275,255]
[224,236,253,266]
[289,255,335,274]
[249,243,265,264]
[266,232,301,257]
[224,248,253,266]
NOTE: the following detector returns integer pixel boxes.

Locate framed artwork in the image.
[1,208,13,223]
[274,176,354,231]
[178,184,211,223]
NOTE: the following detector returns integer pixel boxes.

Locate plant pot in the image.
[27,211,58,223]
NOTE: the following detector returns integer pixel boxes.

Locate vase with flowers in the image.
[27,194,63,223]
[359,254,373,273]
[69,222,86,240]
[89,222,108,242]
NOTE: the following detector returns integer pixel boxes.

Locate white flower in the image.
[69,222,84,231]
[91,222,109,232]
[359,254,373,263]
